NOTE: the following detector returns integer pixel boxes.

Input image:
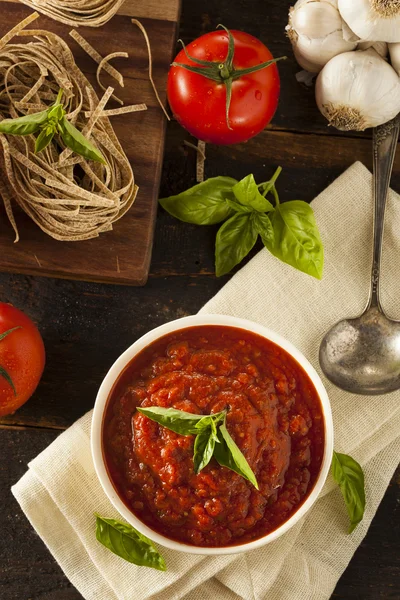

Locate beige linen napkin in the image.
[12,162,400,600]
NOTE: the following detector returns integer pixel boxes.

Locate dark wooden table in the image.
[1,1,399,598]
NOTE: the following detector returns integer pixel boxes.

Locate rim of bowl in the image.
[91,314,334,555]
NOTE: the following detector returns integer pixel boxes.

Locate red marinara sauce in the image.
[103,326,325,547]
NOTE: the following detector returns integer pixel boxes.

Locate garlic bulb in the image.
[287,0,357,73]
[358,40,388,58]
[389,42,400,74]
[338,0,400,43]
[315,49,400,131]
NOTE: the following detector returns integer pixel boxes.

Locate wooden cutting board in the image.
[0,0,180,285]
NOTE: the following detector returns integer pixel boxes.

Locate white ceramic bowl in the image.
[92,314,333,555]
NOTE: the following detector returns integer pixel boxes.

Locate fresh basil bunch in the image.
[0,89,106,163]
[137,406,259,488]
[160,167,324,279]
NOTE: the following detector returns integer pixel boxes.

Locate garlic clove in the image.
[287,0,358,73]
[316,49,400,131]
[389,43,400,75]
[358,41,388,58]
[338,0,400,43]
[342,19,360,43]
[293,30,357,73]
[290,2,343,38]
[293,39,323,73]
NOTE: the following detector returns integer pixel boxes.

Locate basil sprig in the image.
[159,167,324,279]
[95,514,166,570]
[331,451,366,533]
[0,89,106,164]
[137,406,259,489]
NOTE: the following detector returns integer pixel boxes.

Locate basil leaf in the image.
[95,515,166,570]
[195,414,223,442]
[210,417,220,441]
[35,127,55,153]
[193,428,215,473]
[0,365,17,396]
[215,213,258,277]
[137,406,227,436]
[195,412,225,433]
[264,201,324,279]
[195,415,214,430]
[214,420,259,489]
[0,109,50,136]
[225,197,253,214]
[59,116,106,164]
[137,406,206,435]
[331,451,365,533]
[159,177,237,225]
[233,174,274,213]
[253,212,274,246]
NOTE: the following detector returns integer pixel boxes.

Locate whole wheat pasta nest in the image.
[20,0,126,28]
[0,13,138,242]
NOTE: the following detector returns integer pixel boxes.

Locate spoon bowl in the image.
[319,308,400,395]
[319,118,400,395]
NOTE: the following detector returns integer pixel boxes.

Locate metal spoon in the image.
[319,118,400,395]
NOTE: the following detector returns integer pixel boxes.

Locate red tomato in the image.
[0,303,45,417]
[167,29,281,145]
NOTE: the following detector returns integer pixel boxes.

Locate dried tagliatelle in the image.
[19,0,126,28]
[0,12,147,242]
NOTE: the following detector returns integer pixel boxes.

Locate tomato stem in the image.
[225,78,233,130]
[0,326,21,342]
[0,365,17,396]
[231,57,286,81]
[172,26,286,128]
[219,64,231,80]
[0,327,20,396]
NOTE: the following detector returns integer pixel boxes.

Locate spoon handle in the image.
[368,117,400,310]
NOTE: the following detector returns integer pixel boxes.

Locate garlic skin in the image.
[338,0,400,43]
[358,40,388,58]
[389,43,400,74]
[296,69,317,87]
[315,49,400,131]
[287,0,357,73]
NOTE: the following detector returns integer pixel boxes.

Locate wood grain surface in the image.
[0,0,399,598]
[0,0,181,22]
[0,2,179,285]
[116,0,181,22]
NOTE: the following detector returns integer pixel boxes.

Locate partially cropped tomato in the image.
[0,303,45,417]
[167,26,281,145]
